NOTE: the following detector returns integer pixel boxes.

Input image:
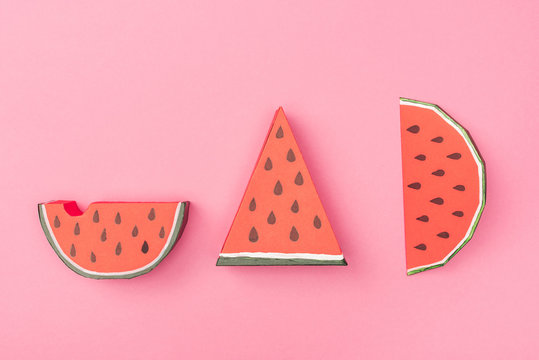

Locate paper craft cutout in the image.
[400,98,486,275]
[38,201,189,279]
[217,107,346,265]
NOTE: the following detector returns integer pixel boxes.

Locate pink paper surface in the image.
[1,1,538,359]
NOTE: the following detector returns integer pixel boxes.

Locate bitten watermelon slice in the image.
[400,98,486,275]
[38,201,189,279]
[217,107,346,265]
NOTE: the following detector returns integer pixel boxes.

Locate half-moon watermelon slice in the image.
[400,98,486,275]
[217,107,346,265]
[38,201,189,279]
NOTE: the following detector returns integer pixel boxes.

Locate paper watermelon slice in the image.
[38,201,189,279]
[400,98,486,275]
[217,107,346,265]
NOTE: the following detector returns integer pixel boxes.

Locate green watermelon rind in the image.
[216,257,347,266]
[38,202,189,279]
[400,98,486,276]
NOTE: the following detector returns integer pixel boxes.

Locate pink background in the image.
[1,1,538,359]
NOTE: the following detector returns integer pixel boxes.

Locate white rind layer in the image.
[219,252,344,261]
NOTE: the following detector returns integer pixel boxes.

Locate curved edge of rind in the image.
[400,98,487,276]
[38,202,189,279]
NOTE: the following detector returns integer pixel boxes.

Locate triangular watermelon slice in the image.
[217,107,346,265]
[400,98,486,275]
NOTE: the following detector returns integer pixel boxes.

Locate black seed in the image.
[408,182,421,190]
[287,149,296,162]
[430,197,444,205]
[70,244,76,257]
[54,216,61,228]
[276,126,284,138]
[264,157,273,170]
[313,216,322,229]
[432,169,445,176]
[452,211,464,217]
[148,208,156,221]
[294,171,304,185]
[93,210,99,223]
[101,228,107,242]
[415,244,427,250]
[115,212,121,224]
[90,252,96,263]
[415,154,426,161]
[74,223,80,236]
[249,198,256,211]
[249,227,258,242]
[290,226,299,241]
[416,215,429,222]
[115,242,122,255]
[159,227,165,239]
[267,211,276,224]
[447,153,462,160]
[141,241,149,254]
[132,225,138,237]
[431,136,444,143]
[291,200,299,213]
[406,125,420,134]
[274,180,283,195]
[453,185,466,191]
[437,232,450,238]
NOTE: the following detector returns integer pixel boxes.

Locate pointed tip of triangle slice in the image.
[275,106,286,118]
